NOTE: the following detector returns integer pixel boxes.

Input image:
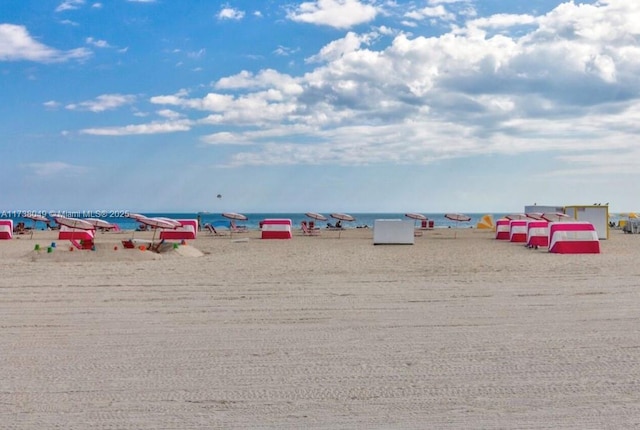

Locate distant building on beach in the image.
[524,204,564,214]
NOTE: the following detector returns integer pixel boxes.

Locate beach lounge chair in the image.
[230,220,248,233]
[204,223,223,236]
[301,221,319,236]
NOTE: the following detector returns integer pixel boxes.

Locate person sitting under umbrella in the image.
[335,220,342,229]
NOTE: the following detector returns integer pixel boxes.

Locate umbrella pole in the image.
[151,228,158,250]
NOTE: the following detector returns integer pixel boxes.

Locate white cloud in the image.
[287,0,378,29]
[22,161,87,177]
[187,48,206,59]
[273,45,298,56]
[66,94,136,112]
[85,37,111,48]
[218,7,245,21]
[306,31,371,63]
[215,69,302,94]
[80,121,192,136]
[80,0,640,178]
[200,131,256,146]
[0,24,91,62]
[405,5,456,22]
[43,100,61,109]
[156,109,183,120]
[468,13,537,30]
[56,0,85,12]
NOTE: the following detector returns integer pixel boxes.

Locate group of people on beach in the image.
[13,221,58,234]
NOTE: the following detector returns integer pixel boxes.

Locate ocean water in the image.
[5,212,509,231]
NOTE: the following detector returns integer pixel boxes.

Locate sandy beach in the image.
[1,226,640,429]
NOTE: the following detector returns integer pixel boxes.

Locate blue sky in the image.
[3,0,638,214]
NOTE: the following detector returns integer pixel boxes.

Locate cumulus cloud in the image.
[83,0,640,176]
[306,31,372,63]
[405,5,456,22]
[0,24,91,62]
[287,0,378,29]
[66,94,137,112]
[218,7,245,20]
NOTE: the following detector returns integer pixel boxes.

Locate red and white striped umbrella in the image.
[52,216,95,231]
[542,212,570,222]
[24,213,49,223]
[137,217,179,245]
[126,213,148,221]
[405,213,427,221]
[444,213,471,222]
[137,217,178,230]
[24,213,50,238]
[154,217,182,228]
[330,213,355,222]
[329,213,354,238]
[305,212,328,221]
[222,212,248,221]
[525,212,545,220]
[84,218,117,229]
[445,213,471,238]
[505,213,528,220]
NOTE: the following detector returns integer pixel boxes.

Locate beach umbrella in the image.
[405,213,427,230]
[137,216,178,246]
[24,213,50,239]
[222,212,248,221]
[525,212,545,220]
[405,213,427,221]
[53,215,94,231]
[330,213,355,238]
[124,213,150,237]
[126,213,147,221]
[444,213,471,238]
[330,213,355,222]
[222,212,248,238]
[542,212,570,222]
[305,212,328,221]
[154,217,182,228]
[445,213,471,223]
[84,218,117,230]
[505,213,528,220]
[53,215,96,246]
